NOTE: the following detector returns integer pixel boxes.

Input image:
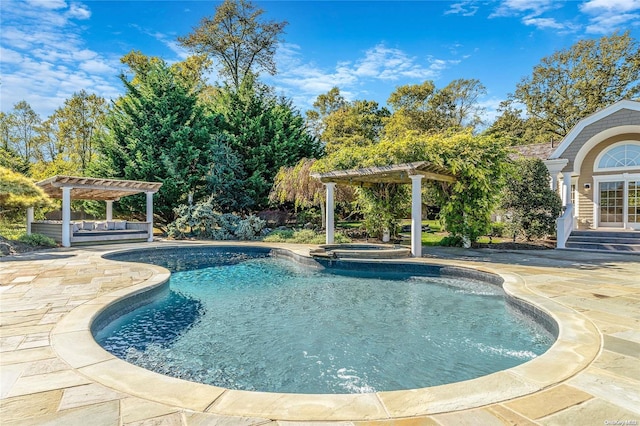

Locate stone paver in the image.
[1,241,639,425]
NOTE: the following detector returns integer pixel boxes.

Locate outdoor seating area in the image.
[30,219,152,245]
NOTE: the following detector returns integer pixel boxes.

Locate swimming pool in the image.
[97,247,555,394]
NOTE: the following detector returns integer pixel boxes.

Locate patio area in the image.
[1,242,638,425]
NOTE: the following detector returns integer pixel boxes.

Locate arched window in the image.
[596,143,640,170]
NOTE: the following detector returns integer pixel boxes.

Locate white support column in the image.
[562,171,572,207]
[146,192,154,242]
[26,207,34,235]
[61,186,71,247]
[410,174,423,258]
[106,200,113,221]
[325,183,336,244]
[550,174,558,192]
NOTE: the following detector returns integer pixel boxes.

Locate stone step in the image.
[564,241,640,253]
[570,230,640,239]
[567,236,640,245]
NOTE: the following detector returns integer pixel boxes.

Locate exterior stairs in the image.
[564,230,640,253]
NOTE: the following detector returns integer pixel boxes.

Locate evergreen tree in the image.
[94,60,227,224]
[214,78,322,208]
[502,158,562,241]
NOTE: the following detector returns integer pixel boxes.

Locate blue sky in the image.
[1,0,639,124]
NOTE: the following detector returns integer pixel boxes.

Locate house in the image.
[517,100,640,250]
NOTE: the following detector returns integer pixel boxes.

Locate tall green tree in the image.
[514,31,640,139]
[321,99,390,153]
[94,60,226,225]
[178,0,287,89]
[7,101,41,167]
[502,158,562,240]
[213,78,322,208]
[56,90,107,173]
[305,87,347,139]
[484,99,549,146]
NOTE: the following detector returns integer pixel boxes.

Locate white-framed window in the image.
[594,142,640,172]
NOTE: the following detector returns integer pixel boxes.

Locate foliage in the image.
[4,101,41,169]
[167,196,265,240]
[263,228,351,244]
[358,184,410,239]
[213,78,322,208]
[93,60,226,225]
[305,87,347,139]
[321,99,390,153]
[314,131,510,245]
[483,99,549,146]
[514,31,640,139]
[384,79,487,139]
[178,0,287,89]
[17,233,56,247]
[502,158,562,241]
[53,90,107,173]
[0,167,52,216]
[438,235,464,247]
[0,219,25,240]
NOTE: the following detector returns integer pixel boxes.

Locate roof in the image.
[312,161,456,185]
[511,142,556,161]
[37,175,163,201]
[550,99,640,160]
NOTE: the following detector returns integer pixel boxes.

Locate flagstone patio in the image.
[1,241,638,425]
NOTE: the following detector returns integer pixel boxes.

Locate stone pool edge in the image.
[49,243,602,422]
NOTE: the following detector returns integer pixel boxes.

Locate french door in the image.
[597,178,640,229]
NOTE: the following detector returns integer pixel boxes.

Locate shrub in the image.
[439,235,464,247]
[17,233,57,247]
[263,229,350,244]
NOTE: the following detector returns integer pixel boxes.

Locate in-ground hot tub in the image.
[310,243,411,259]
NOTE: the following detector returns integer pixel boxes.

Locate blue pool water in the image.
[96,250,554,394]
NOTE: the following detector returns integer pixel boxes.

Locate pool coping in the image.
[49,243,602,422]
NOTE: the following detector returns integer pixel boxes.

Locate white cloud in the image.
[0,0,120,117]
[522,17,566,30]
[445,1,479,16]
[267,43,461,111]
[580,0,640,33]
[490,0,557,18]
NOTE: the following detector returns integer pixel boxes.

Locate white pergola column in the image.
[146,192,154,242]
[562,171,572,207]
[410,175,423,257]
[325,183,336,244]
[105,200,113,221]
[61,186,71,247]
[550,174,558,192]
[26,207,34,235]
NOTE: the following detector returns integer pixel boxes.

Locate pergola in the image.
[30,175,162,247]
[313,161,456,257]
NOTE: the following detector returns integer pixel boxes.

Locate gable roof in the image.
[549,99,640,159]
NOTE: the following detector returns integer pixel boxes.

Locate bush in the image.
[17,233,57,247]
[263,229,350,244]
[439,235,464,247]
[167,197,265,240]
[489,222,506,238]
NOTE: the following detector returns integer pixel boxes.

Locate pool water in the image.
[96,252,554,394]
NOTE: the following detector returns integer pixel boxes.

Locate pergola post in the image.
[61,186,71,247]
[146,191,154,242]
[26,207,34,235]
[325,183,336,244]
[410,175,423,257]
[106,200,113,221]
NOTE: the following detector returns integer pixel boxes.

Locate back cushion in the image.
[82,221,95,231]
[114,221,127,230]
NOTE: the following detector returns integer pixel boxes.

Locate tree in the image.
[56,90,107,173]
[213,77,322,208]
[322,100,390,153]
[384,79,486,139]
[305,87,347,139]
[93,60,226,225]
[514,31,640,139]
[484,99,549,146]
[7,101,41,166]
[0,167,51,217]
[502,158,562,241]
[178,0,287,89]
